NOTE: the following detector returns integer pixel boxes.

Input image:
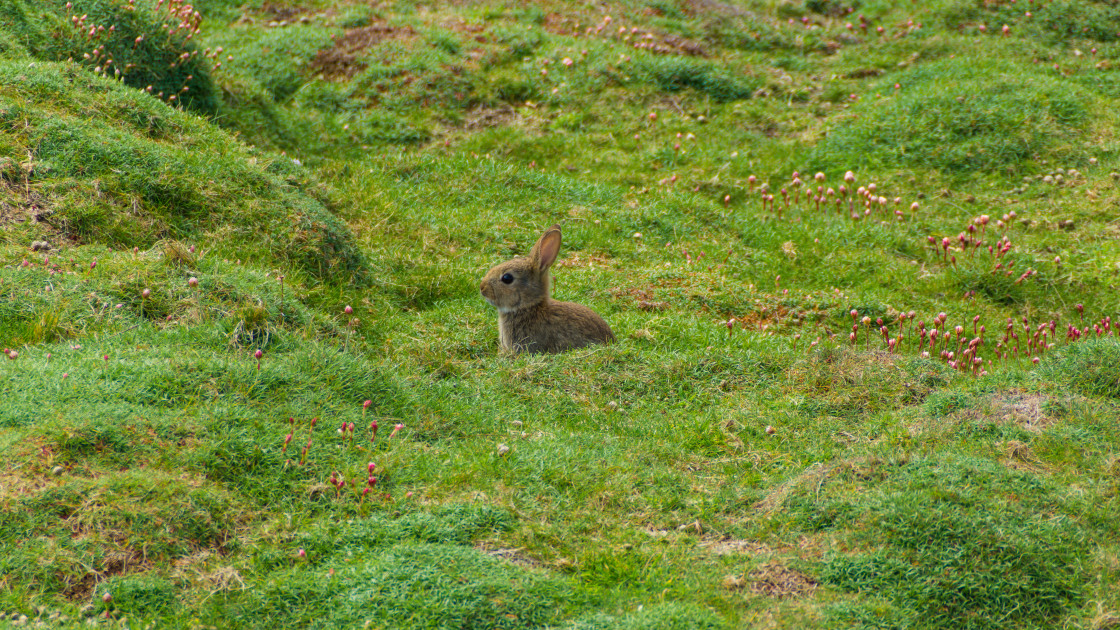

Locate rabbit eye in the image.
[500,273,514,284]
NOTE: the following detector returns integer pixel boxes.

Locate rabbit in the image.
[480,224,615,354]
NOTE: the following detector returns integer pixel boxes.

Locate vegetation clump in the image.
[812,57,1091,173]
[1,0,1119,628]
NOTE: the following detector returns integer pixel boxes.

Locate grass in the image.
[1,0,1120,628]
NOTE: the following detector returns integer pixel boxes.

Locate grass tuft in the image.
[1039,338,1120,399]
[810,56,1091,174]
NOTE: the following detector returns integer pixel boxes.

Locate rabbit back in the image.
[498,298,614,353]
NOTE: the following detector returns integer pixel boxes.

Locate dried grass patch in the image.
[749,562,817,597]
[463,104,517,130]
[951,391,1067,432]
[699,538,777,556]
[753,463,828,515]
[723,561,818,598]
[985,392,1058,432]
[998,440,1049,474]
[609,287,669,311]
[474,542,543,569]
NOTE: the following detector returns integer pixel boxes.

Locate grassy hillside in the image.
[1,0,1119,628]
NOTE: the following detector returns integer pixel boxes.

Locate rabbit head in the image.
[479,225,561,313]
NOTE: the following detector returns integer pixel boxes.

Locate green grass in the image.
[2,0,1120,628]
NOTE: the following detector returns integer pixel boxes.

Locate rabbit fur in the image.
[480,224,614,353]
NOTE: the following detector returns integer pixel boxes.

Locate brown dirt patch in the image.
[258,2,308,21]
[541,12,578,36]
[61,546,149,601]
[962,392,1059,432]
[0,439,70,501]
[610,287,670,311]
[440,18,488,40]
[998,440,1049,473]
[0,178,63,240]
[62,572,98,601]
[621,31,708,57]
[747,561,818,597]
[730,304,793,331]
[464,104,516,130]
[309,24,416,80]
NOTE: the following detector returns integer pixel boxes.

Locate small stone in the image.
[606,401,618,411]
[51,466,64,476]
[496,443,510,456]
[511,420,523,428]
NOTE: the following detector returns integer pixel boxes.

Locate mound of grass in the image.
[812,456,1085,629]
[43,0,220,114]
[0,0,38,58]
[0,0,220,114]
[247,544,578,630]
[0,61,367,282]
[940,0,1120,43]
[1039,338,1120,399]
[809,56,1091,174]
[232,506,580,630]
[636,55,761,102]
[594,53,762,102]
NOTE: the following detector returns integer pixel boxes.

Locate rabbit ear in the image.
[529,225,562,272]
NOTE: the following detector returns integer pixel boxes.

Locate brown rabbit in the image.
[480,224,615,353]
